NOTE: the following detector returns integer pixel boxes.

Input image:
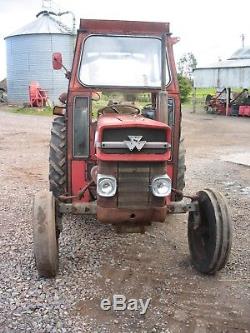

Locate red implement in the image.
[29,81,48,107]
[239,106,250,117]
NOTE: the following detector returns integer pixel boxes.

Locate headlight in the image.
[97,174,117,197]
[151,175,171,197]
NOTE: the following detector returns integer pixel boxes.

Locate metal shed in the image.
[5,11,75,104]
[193,47,250,89]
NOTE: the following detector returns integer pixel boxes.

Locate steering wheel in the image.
[142,103,154,109]
[98,104,141,116]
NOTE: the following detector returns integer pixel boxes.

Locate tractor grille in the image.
[102,128,167,154]
[118,162,165,209]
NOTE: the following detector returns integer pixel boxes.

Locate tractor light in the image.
[151,175,172,197]
[97,174,117,197]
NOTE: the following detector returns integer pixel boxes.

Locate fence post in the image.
[192,87,197,113]
[226,87,231,116]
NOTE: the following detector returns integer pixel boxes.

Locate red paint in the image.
[80,19,169,35]
[239,106,250,116]
[97,113,169,128]
[71,160,90,203]
[29,82,48,107]
[167,165,173,181]
[96,154,170,162]
[96,114,171,162]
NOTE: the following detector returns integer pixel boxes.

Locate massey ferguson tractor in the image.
[32,19,232,278]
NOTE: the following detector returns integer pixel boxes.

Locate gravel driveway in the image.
[0,106,249,332]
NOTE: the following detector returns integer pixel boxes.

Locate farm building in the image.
[5,10,75,105]
[193,47,250,116]
[193,47,250,89]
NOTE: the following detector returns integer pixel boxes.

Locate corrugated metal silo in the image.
[5,11,75,104]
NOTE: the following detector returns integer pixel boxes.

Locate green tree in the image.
[177,74,192,103]
[177,52,197,80]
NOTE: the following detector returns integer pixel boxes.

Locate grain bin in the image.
[5,11,75,104]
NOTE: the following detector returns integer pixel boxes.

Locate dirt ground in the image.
[0,105,249,333]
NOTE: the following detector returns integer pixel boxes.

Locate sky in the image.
[0,0,250,80]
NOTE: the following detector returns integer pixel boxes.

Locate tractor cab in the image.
[61,20,180,226]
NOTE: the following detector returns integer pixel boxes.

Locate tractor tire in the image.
[188,189,232,275]
[175,137,186,201]
[49,116,66,197]
[32,190,59,278]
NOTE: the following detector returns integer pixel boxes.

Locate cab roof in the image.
[80,19,169,35]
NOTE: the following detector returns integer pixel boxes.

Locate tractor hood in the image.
[95,114,172,161]
[97,113,168,128]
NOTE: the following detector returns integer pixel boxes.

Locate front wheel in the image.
[32,190,59,277]
[188,189,232,274]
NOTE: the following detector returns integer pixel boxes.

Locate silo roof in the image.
[5,12,73,38]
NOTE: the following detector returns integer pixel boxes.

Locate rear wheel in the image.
[49,116,66,239]
[175,137,186,201]
[32,191,59,277]
[188,189,232,274]
[49,116,66,197]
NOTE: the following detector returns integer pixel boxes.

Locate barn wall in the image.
[193,67,250,88]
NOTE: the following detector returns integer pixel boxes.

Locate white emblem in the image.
[124,136,146,151]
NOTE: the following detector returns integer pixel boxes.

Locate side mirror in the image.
[52,52,63,70]
[169,37,180,45]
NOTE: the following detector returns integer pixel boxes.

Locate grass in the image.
[182,87,218,110]
[182,101,193,110]
[193,87,216,96]
[0,105,53,116]
[10,106,53,116]
[1,88,220,116]
[92,99,108,117]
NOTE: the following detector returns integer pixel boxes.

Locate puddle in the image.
[221,152,250,167]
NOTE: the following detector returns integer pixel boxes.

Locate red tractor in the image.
[32,19,232,278]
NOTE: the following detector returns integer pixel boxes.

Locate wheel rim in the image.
[188,189,232,274]
[188,191,217,271]
[33,190,59,278]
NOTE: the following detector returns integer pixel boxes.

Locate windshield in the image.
[79,35,166,88]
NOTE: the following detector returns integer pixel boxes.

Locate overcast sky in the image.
[0,0,250,80]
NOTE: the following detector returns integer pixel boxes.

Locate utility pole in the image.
[240,34,245,48]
